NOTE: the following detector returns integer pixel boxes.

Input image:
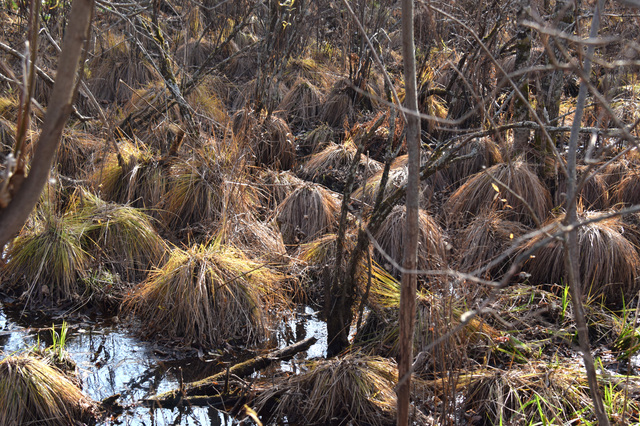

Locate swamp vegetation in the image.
[2,0,640,424]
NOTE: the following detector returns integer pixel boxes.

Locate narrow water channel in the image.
[0,303,327,425]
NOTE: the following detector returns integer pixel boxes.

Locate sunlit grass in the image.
[124,242,289,347]
[0,354,96,426]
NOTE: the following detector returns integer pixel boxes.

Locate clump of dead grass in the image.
[92,141,167,212]
[454,211,530,279]
[254,353,398,426]
[277,78,325,131]
[89,32,159,104]
[615,169,640,207]
[175,39,215,71]
[254,169,305,213]
[299,141,382,192]
[55,127,103,179]
[373,205,447,277]
[295,232,397,308]
[123,242,288,348]
[220,213,287,265]
[275,183,340,245]
[320,77,380,128]
[297,123,336,156]
[520,212,640,307]
[355,289,502,375]
[555,165,610,210]
[445,137,503,187]
[0,354,96,426]
[282,57,330,88]
[71,189,167,280]
[163,145,256,233]
[445,160,551,227]
[252,114,296,170]
[3,209,89,303]
[460,362,600,424]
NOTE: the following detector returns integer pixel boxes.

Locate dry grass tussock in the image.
[356,290,501,374]
[0,354,96,426]
[373,205,447,277]
[298,123,336,156]
[55,127,103,179]
[251,114,296,170]
[0,117,16,151]
[185,75,233,127]
[3,209,89,303]
[295,233,396,308]
[175,39,216,71]
[70,189,167,280]
[163,144,256,233]
[123,243,288,348]
[351,158,446,211]
[458,361,619,424]
[320,77,372,128]
[219,213,287,265]
[555,165,610,211]
[231,78,287,112]
[454,211,530,279]
[231,108,260,146]
[520,212,640,307]
[352,164,410,210]
[233,110,296,169]
[254,169,305,213]
[614,168,640,207]
[444,137,503,188]
[277,78,325,130]
[299,141,382,192]
[92,141,167,212]
[222,42,258,81]
[276,183,340,245]
[282,57,330,88]
[603,157,635,188]
[88,32,159,104]
[254,353,398,426]
[360,111,405,162]
[445,160,551,227]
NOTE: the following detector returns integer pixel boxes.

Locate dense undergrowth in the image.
[1,0,640,424]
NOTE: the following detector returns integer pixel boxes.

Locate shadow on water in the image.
[0,302,327,425]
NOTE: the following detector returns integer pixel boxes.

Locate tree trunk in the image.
[397,0,420,424]
[512,0,532,155]
[0,0,95,249]
[563,0,610,424]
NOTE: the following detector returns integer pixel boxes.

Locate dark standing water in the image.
[0,304,327,425]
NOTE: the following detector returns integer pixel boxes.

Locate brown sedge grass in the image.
[373,205,448,277]
[123,242,289,348]
[70,189,167,281]
[520,212,640,307]
[0,354,96,426]
[254,352,398,426]
[4,207,89,302]
[445,159,552,227]
[275,182,340,245]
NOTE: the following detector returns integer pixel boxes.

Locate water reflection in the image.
[0,303,328,425]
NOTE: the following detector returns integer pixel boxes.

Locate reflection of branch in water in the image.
[119,363,166,401]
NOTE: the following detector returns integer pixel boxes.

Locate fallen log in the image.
[143,336,317,408]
